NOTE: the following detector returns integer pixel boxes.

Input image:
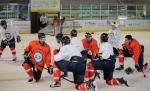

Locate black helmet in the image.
[0,20,7,26]
[56,33,63,41]
[38,33,45,39]
[71,29,77,37]
[85,32,92,38]
[61,36,70,45]
[100,33,108,42]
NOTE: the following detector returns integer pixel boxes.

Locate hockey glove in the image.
[125,67,133,75]
[95,53,102,60]
[3,39,8,45]
[87,50,92,56]
[86,58,92,64]
[24,53,30,61]
[47,65,53,75]
[17,36,21,43]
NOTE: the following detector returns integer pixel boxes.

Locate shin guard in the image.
[22,63,34,77]
[53,64,61,82]
[85,63,95,81]
[10,47,16,57]
[119,50,124,65]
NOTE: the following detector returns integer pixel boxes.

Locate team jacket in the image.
[124,38,142,65]
[24,40,51,71]
[100,42,114,59]
[71,37,85,52]
[82,38,99,57]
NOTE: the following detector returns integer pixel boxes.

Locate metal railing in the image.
[0,3,30,20]
[0,3,150,20]
[60,3,150,20]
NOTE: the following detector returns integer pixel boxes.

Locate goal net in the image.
[39,19,75,36]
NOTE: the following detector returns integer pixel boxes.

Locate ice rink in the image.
[0,32,150,91]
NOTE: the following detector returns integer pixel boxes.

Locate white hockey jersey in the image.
[40,15,48,24]
[108,23,122,49]
[100,42,114,59]
[0,25,19,41]
[54,44,82,62]
[71,37,84,52]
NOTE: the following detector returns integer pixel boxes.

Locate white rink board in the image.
[63,20,150,31]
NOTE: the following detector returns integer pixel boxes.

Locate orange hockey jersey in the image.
[125,38,142,65]
[82,38,99,57]
[24,40,51,71]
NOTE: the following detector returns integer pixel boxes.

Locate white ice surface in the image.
[0,32,150,91]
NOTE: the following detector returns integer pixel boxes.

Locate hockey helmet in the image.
[100,33,108,42]
[0,20,7,26]
[56,33,64,41]
[38,33,46,44]
[38,33,45,39]
[61,36,70,45]
[85,32,92,38]
[71,29,77,37]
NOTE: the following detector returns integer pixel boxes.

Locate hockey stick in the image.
[60,76,74,83]
[42,65,75,83]
[141,69,146,78]
[86,71,101,91]
[60,71,101,84]
[60,71,100,86]
[141,62,149,78]
[35,61,99,86]
[40,65,49,70]
[36,64,52,73]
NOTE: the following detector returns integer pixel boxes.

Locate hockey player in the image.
[60,16,65,33]
[22,33,52,82]
[116,35,148,71]
[53,33,68,77]
[82,32,99,58]
[52,16,60,26]
[107,20,125,70]
[53,33,64,56]
[40,13,48,29]
[85,33,129,86]
[55,33,64,49]
[70,29,84,52]
[107,20,122,50]
[0,20,21,61]
[52,16,61,33]
[51,36,89,90]
[71,30,91,61]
